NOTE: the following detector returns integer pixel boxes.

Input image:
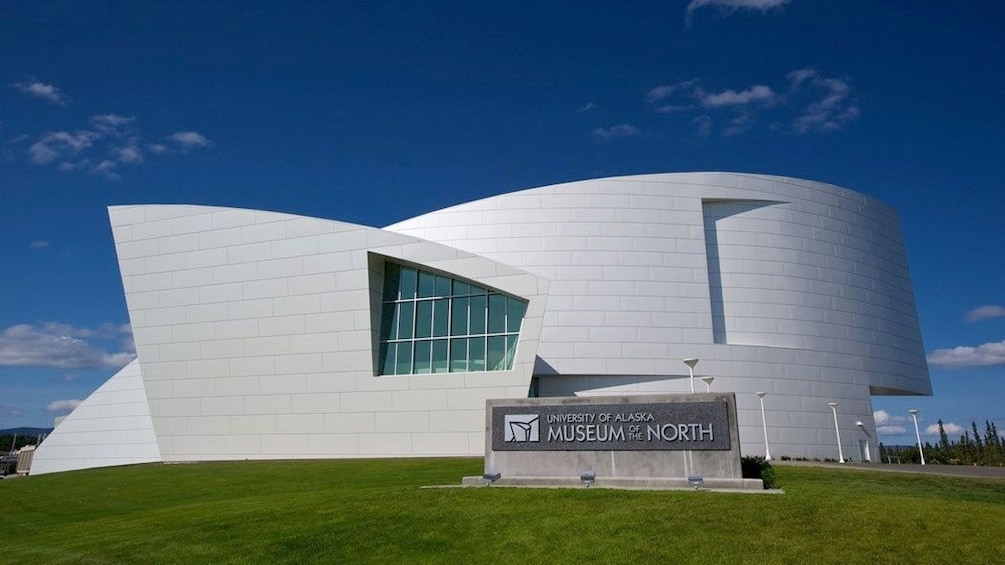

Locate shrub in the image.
[741,456,776,489]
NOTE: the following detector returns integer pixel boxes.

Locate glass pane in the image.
[451,297,469,336]
[487,336,506,371]
[398,302,414,339]
[453,279,471,296]
[507,298,526,332]
[387,303,401,340]
[399,267,417,300]
[449,338,467,372]
[488,294,506,333]
[395,342,413,375]
[505,335,518,370]
[435,275,451,297]
[382,263,400,301]
[417,270,435,298]
[432,299,449,337]
[414,340,431,374]
[379,302,396,341]
[380,342,395,375]
[431,339,448,373]
[415,300,433,338]
[469,337,486,372]
[469,294,486,335]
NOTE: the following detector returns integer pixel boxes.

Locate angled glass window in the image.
[378,261,527,376]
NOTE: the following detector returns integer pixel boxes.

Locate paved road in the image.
[774,460,1005,479]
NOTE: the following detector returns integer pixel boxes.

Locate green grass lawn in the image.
[2,459,1003,564]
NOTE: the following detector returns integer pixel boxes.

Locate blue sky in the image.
[2,1,1003,446]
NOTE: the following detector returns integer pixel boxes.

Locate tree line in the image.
[881,419,1005,466]
[1,433,44,453]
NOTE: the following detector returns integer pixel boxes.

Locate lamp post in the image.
[701,376,714,392]
[909,409,926,465]
[683,358,699,393]
[755,392,771,461]
[828,402,845,463]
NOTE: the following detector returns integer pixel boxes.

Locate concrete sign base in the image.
[469,393,759,490]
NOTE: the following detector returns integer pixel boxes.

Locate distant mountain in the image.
[0,427,53,437]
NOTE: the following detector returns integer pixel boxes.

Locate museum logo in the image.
[504,414,540,442]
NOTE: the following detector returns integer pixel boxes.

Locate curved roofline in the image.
[386,171,895,229]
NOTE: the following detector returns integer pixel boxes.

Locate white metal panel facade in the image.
[106,205,547,462]
[387,173,930,460]
[35,173,930,472]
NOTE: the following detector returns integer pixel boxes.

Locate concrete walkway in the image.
[774,460,1005,479]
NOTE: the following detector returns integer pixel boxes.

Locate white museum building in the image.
[31,172,931,474]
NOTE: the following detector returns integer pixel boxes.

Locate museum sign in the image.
[491,401,730,451]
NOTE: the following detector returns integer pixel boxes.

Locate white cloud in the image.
[873,409,913,426]
[57,160,91,173]
[578,102,597,113]
[646,69,857,137]
[647,85,677,104]
[168,131,213,150]
[0,404,22,417]
[29,130,99,165]
[13,79,68,105]
[873,410,913,435]
[646,80,700,111]
[592,124,641,139]
[691,115,713,137]
[114,145,143,164]
[0,323,134,370]
[46,399,82,413]
[786,68,859,133]
[696,85,776,108]
[23,115,210,177]
[722,112,753,136]
[927,340,1005,367]
[90,114,136,135]
[686,0,790,22]
[925,422,964,436]
[689,0,790,9]
[966,305,1005,322]
[29,240,49,249]
[91,159,120,180]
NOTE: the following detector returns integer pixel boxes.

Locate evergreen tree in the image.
[938,419,950,450]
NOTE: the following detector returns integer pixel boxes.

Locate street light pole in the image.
[909,409,926,465]
[701,376,714,393]
[683,358,699,394]
[828,402,845,463]
[756,392,771,461]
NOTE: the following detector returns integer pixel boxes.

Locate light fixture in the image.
[828,402,845,463]
[683,358,699,393]
[909,409,926,465]
[701,376,714,392]
[756,392,771,461]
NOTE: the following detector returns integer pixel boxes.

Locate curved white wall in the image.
[387,172,930,459]
[32,360,161,475]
